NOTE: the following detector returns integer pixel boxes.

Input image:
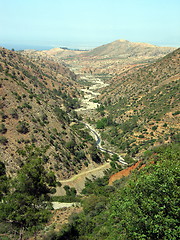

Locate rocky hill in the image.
[0,48,104,179]
[83,39,175,58]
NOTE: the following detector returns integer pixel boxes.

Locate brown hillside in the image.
[100,48,180,101]
[22,40,176,76]
[83,39,175,58]
[94,48,180,157]
[0,48,104,179]
[109,160,154,185]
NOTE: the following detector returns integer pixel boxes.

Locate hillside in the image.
[100,48,180,100]
[21,40,176,76]
[0,48,105,179]
[0,46,179,239]
[91,48,180,158]
[54,143,180,240]
[64,39,176,76]
[83,39,175,58]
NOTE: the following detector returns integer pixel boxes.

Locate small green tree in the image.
[64,185,77,198]
[111,154,119,162]
[0,158,56,238]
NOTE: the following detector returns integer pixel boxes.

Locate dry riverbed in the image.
[55,73,111,196]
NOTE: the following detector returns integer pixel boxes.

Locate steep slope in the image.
[94,49,180,157]
[55,143,179,240]
[100,48,180,101]
[0,48,104,179]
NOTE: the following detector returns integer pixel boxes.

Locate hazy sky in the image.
[1,0,180,50]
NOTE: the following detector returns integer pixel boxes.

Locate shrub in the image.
[152,125,158,131]
[16,121,29,134]
[138,134,145,138]
[0,136,8,145]
[22,102,32,109]
[0,124,7,134]
[9,109,18,119]
[172,110,180,116]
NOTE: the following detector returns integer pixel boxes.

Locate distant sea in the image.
[0,43,94,51]
[0,43,53,51]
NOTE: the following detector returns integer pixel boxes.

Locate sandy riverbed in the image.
[76,74,109,111]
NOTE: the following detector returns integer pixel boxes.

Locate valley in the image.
[55,70,128,195]
[0,40,179,240]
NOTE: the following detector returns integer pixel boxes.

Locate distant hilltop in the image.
[60,47,88,51]
[83,39,176,58]
[20,39,176,65]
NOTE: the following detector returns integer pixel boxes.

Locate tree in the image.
[0,161,8,200]
[89,145,101,163]
[0,158,56,238]
[106,144,180,240]
[58,143,180,240]
[111,154,119,162]
[64,185,77,198]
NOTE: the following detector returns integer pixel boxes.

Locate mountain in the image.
[21,40,176,76]
[46,48,179,239]
[62,39,176,76]
[0,47,104,179]
[94,48,180,157]
[100,48,180,100]
[0,45,179,239]
[82,39,175,58]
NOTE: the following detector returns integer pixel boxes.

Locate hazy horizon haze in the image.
[1,0,180,50]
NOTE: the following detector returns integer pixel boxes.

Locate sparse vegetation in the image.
[0,42,179,239]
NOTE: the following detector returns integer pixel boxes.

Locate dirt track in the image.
[55,161,111,195]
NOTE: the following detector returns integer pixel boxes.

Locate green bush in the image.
[172,110,180,116]
[138,134,145,138]
[0,124,7,134]
[96,117,114,129]
[9,109,18,119]
[152,125,158,131]
[0,136,8,145]
[58,143,180,240]
[16,121,29,134]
